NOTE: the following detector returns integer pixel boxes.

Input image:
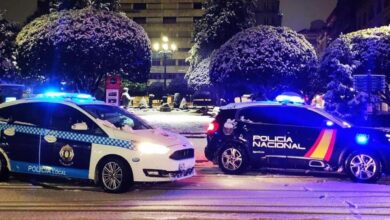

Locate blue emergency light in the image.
[36,92,95,102]
[356,134,369,145]
[275,94,305,104]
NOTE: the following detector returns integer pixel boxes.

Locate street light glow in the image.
[153,42,160,51]
[162,43,169,51]
[171,43,177,51]
[162,36,169,42]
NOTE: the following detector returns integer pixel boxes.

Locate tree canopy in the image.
[209,25,318,100]
[320,25,390,118]
[16,7,151,92]
[186,0,256,90]
[0,12,19,82]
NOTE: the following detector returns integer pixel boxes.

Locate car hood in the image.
[109,127,190,148]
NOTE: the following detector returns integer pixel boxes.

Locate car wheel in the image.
[218,144,249,175]
[0,154,9,181]
[100,158,132,193]
[346,151,381,183]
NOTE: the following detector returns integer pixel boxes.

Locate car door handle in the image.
[4,127,16,136]
[44,135,57,143]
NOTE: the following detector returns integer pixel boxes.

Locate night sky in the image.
[0,0,337,31]
[280,0,337,31]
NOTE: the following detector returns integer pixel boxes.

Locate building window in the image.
[121,3,132,12]
[152,59,161,66]
[178,59,188,66]
[193,2,202,9]
[178,31,192,38]
[163,17,177,24]
[133,3,146,10]
[133,17,146,24]
[165,59,176,66]
[179,3,192,9]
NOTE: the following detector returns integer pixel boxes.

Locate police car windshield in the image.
[80,105,152,130]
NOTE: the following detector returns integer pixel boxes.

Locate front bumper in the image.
[143,167,195,180]
[130,147,196,182]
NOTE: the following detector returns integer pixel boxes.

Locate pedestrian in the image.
[121,87,131,109]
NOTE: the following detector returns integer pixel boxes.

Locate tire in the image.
[0,154,9,181]
[99,157,133,193]
[218,143,249,175]
[345,151,382,183]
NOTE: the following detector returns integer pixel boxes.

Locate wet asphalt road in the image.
[1,111,390,219]
[1,164,390,220]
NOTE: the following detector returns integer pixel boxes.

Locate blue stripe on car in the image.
[10,160,89,179]
[0,123,133,149]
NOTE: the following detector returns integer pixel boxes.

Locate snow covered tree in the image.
[185,0,256,90]
[185,57,211,90]
[16,8,151,93]
[191,0,256,64]
[209,25,318,101]
[320,26,390,119]
[27,0,120,23]
[0,12,19,82]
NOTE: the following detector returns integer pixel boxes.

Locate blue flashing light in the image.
[35,92,95,103]
[356,134,369,145]
[75,93,93,99]
[275,94,305,104]
[326,120,334,127]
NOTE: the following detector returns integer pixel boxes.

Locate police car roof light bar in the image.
[275,94,305,104]
[37,92,95,101]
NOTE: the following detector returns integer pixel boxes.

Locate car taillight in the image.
[207,120,219,134]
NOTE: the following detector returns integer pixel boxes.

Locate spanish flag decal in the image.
[304,129,337,161]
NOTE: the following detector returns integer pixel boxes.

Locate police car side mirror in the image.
[71,122,88,131]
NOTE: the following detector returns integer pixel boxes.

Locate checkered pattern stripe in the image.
[0,123,133,149]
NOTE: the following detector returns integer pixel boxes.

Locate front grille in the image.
[169,149,194,160]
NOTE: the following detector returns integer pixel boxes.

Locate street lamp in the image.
[153,36,177,91]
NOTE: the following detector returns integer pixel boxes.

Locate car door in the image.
[236,106,287,168]
[0,103,47,174]
[265,106,338,169]
[39,103,107,179]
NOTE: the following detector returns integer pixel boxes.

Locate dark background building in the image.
[317,0,390,55]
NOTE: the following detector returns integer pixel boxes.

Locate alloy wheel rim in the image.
[102,162,123,190]
[221,148,243,171]
[349,154,377,180]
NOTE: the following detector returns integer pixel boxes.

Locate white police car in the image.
[0,93,195,193]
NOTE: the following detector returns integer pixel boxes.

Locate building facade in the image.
[121,0,204,85]
[121,0,282,85]
[253,0,282,26]
[317,0,390,55]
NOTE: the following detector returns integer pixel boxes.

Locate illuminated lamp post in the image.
[152,36,177,91]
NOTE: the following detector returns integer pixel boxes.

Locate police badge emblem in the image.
[59,144,74,166]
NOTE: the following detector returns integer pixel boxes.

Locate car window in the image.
[45,103,106,135]
[237,106,328,127]
[80,104,152,130]
[0,103,48,127]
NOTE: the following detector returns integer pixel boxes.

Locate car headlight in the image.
[138,143,170,154]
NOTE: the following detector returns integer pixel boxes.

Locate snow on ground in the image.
[134,109,213,135]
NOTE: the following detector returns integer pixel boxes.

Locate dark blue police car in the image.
[205,97,390,183]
